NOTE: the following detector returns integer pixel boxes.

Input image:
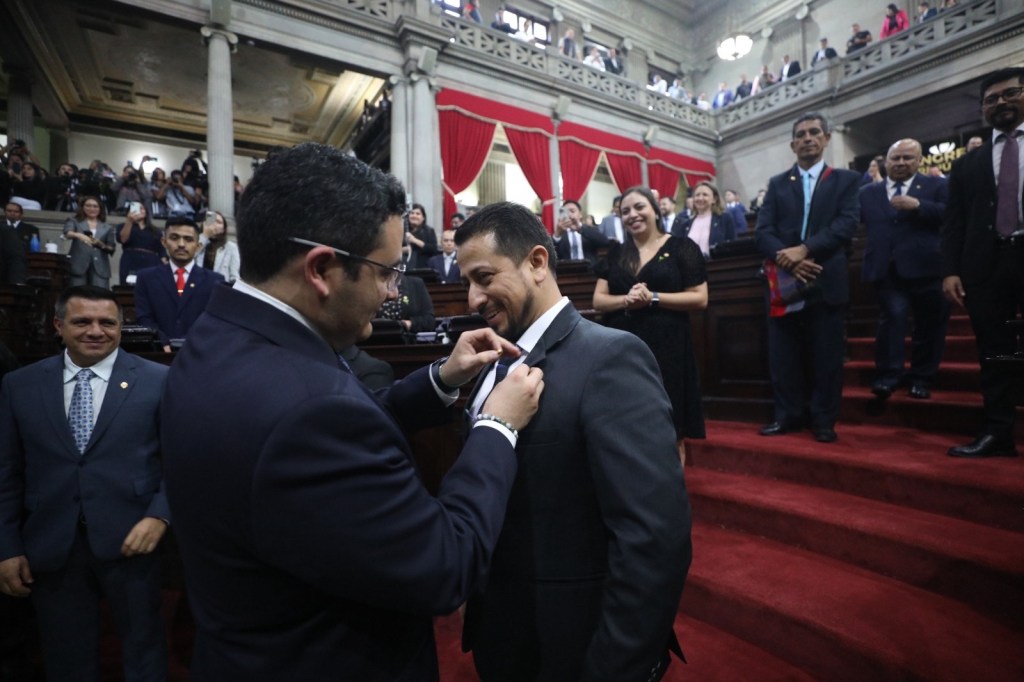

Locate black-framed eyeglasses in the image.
[981,86,1023,107]
[288,237,406,290]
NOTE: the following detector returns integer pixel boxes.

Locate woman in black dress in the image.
[593,186,708,463]
[404,203,438,270]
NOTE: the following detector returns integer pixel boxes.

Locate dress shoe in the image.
[812,427,838,443]
[759,422,801,436]
[947,435,1018,458]
[871,381,894,399]
[908,384,931,400]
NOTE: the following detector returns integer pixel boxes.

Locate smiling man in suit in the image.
[456,202,691,682]
[133,216,224,352]
[0,285,170,681]
[861,139,949,401]
[427,229,461,283]
[942,67,1024,458]
[755,112,861,443]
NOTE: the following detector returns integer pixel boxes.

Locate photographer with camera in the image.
[44,163,81,212]
[112,160,153,214]
[180,151,209,214]
[154,169,198,219]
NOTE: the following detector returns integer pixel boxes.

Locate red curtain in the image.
[648,162,681,199]
[558,137,603,202]
[505,126,555,232]
[438,108,496,223]
[605,152,643,192]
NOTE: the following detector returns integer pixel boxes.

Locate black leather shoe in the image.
[871,381,894,399]
[759,422,801,436]
[908,384,931,399]
[947,435,1018,458]
[812,427,838,443]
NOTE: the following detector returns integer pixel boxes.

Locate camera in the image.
[11,161,22,174]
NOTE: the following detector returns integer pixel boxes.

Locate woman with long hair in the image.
[195,210,241,282]
[593,185,709,463]
[404,203,438,270]
[117,202,164,284]
[671,181,735,259]
[63,195,117,288]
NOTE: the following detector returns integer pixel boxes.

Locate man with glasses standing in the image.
[160,144,544,681]
[942,67,1024,458]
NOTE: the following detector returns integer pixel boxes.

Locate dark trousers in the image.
[963,242,1024,440]
[874,269,950,387]
[767,300,847,428]
[31,524,167,682]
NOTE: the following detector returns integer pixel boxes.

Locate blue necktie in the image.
[493,353,517,384]
[800,172,814,240]
[893,181,903,197]
[69,369,96,454]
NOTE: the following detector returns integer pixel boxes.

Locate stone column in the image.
[5,68,35,151]
[201,25,238,218]
[389,76,410,202]
[550,121,561,228]
[828,122,853,169]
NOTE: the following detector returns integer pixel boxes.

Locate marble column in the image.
[5,68,35,151]
[389,76,410,203]
[201,25,238,218]
[409,73,439,225]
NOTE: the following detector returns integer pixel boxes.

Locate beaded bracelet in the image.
[474,413,519,438]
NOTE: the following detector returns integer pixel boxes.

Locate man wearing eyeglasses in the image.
[159,143,545,681]
[942,67,1024,458]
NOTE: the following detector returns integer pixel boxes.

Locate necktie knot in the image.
[894,181,903,196]
[76,368,96,382]
[175,267,186,295]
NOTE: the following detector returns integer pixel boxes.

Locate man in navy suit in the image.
[456,203,691,681]
[553,199,609,267]
[160,144,544,681]
[133,216,224,352]
[755,112,860,443]
[427,229,461,283]
[0,285,170,681]
[861,139,949,400]
[942,67,1024,458]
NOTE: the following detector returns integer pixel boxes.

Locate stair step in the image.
[685,523,1024,682]
[843,360,980,392]
[847,336,977,363]
[687,468,1024,627]
[840,386,1024,441]
[668,613,817,681]
[689,422,1024,533]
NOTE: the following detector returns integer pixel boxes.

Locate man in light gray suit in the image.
[0,286,169,681]
[598,195,624,242]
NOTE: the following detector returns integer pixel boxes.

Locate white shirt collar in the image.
[232,279,320,337]
[800,158,826,180]
[63,348,118,384]
[992,123,1024,144]
[513,297,571,355]
[170,261,195,276]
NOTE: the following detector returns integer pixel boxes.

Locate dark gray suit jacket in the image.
[0,351,170,571]
[463,304,692,682]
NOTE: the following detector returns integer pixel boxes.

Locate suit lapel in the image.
[39,357,82,458]
[86,352,135,452]
[523,304,581,370]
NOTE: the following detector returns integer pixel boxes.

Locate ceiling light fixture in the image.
[717,34,753,61]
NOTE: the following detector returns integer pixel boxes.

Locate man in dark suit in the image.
[724,189,749,235]
[427,229,461,283]
[755,112,860,443]
[0,285,170,681]
[861,138,949,400]
[553,199,609,266]
[0,224,26,285]
[735,74,753,100]
[456,202,691,682]
[603,47,624,75]
[133,216,224,352]
[941,67,1024,458]
[160,143,544,681]
[599,195,624,242]
[780,54,802,81]
[811,38,838,66]
[5,202,39,253]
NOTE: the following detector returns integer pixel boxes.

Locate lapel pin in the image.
[120,381,128,389]
[189,283,195,288]
[789,176,797,181]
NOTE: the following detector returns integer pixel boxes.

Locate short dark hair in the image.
[450,212,466,221]
[55,285,122,321]
[979,67,1024,100]
[5,202,22,214]
[164,216,200,234]
[792,111,830,138]
[455,202,557,274]
[562,199,582,212]
[237,143,406,283]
